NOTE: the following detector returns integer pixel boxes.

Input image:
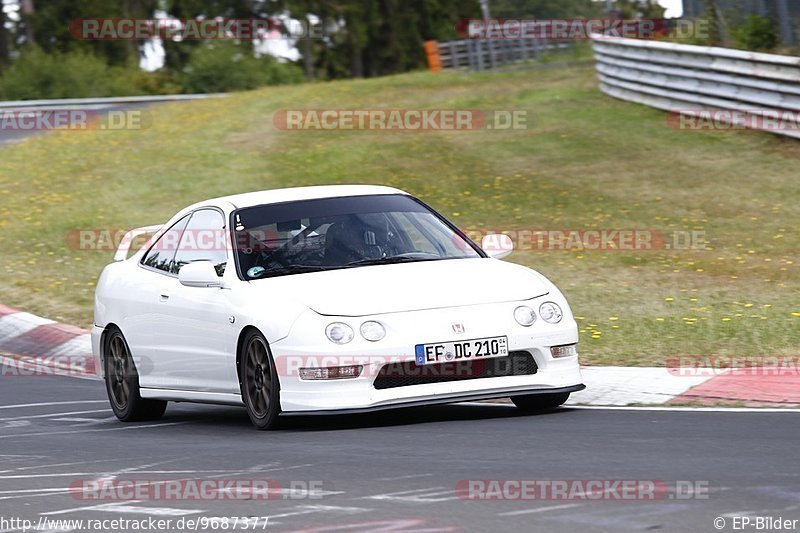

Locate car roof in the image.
[190,184,408,211]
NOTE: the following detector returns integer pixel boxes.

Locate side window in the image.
[173,209,228,276]
[141,216,190,273]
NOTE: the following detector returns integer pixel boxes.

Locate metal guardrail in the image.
[436,39,571,71]
[590,34,800,139]
[0,93,225,110]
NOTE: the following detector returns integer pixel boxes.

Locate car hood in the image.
[252,258,549,316]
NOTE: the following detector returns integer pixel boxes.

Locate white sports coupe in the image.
[92,185,584,429]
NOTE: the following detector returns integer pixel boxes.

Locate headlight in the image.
[513,306,536,327]
[360,321,386,342]
[539,302,563,324]
[325,322,354,344]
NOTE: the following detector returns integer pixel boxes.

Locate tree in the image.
[160,0,266,71]
[282,0,481,79]
[21,0,36,46]
[18,0,159,66]
[703,0,726,46]
[734,14,778,51]
[609,0,665,19]
[488,0,603,19]
[0,7,10,67]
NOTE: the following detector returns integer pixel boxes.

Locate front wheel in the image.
[104,328,167,422]
[511,392,570,412]
[239,330,281,430]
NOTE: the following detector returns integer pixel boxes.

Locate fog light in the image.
[325,322,354,344]
[299,365,363,380]
[513,306,536,327]
[550,344,577,358]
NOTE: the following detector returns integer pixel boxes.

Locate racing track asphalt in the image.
[0,371,798,533]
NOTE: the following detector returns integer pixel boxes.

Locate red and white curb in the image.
[0,304,797,407]
[0,304,96,379]
[567,367,799,407]
[567,367,712,406]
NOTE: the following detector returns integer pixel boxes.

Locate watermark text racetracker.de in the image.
[668,109,800,133]
[0,109,148,131]
[667,355,800,377]
[467,228,709,252]
[273,109,530,131]
[459,18,709,40]
[69,478,331,501]
[456,479,710,501]
[70,17,319,40]
[0,355,95,378]
[67,227,275,253]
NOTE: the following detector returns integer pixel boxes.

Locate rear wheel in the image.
[239,330,281,430]
[104,328,167,422]
[511,392,570,412]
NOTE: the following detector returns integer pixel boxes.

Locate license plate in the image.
[415,336,508,366]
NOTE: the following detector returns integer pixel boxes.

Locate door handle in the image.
[159,292,170,301]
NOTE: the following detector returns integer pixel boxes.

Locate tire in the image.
[103,328,167,422]
[238,329,281,430]
[511,392,570,412]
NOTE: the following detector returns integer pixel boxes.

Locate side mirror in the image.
[178,261,222,288]
[481,233,514,260]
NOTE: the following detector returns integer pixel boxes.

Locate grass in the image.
[0,58,798,366]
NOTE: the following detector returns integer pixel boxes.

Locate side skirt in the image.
[139,388,244,406]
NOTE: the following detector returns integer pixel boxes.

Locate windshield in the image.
[232,194,483,280]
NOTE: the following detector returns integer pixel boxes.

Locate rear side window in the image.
[141,215,190,274]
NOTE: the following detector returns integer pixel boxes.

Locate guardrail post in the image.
[501,40,510,66]
[446,41,455,69]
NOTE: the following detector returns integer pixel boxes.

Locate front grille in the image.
[373,351,537,390]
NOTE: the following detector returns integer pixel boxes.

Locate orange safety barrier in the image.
[424,40,442,72]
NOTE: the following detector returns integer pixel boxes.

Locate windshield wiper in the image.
[260,264,333,278]
[256,256,441,278]
[344,255,439,267]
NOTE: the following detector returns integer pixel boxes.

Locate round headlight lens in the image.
[539,302,563,324]
[325,322,354,344]
[513,306,536,327]
[360,321,386,342]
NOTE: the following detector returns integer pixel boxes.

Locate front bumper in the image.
[91,325,104,379]
[279,384,585,416]
[271,301,584,414]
